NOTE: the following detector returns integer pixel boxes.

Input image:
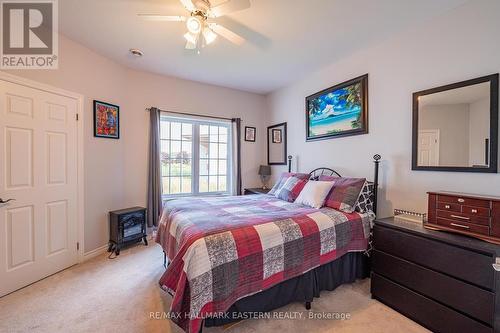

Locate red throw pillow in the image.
[269,172,310,195]
[274,176,309,202]
[320,176,366,213]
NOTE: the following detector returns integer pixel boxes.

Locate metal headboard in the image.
[308,168,342,180]
[287,154,381,214]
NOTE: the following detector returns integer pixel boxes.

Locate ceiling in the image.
[59,0,468,94]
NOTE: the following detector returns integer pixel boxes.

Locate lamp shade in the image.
[258,165,271,176]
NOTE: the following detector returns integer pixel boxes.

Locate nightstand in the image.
[244,188,270,195]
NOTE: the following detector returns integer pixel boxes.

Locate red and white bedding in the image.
[156,194,373,333]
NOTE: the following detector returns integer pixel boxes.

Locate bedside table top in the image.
[244,188,270,194]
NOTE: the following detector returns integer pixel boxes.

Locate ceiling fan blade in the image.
[209,0,250,17]
[138,14,186,22]
[208,23,245,45]
[179,0,196,12]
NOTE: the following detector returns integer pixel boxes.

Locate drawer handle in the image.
[471,209,478,214]
[444,205,450,209]
[450,223,470,229]
[457,198,465,203]
[450,215,470,221]
[494,258,500,272]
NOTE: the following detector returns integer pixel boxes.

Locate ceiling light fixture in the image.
[185,40,197,50]
[202,27,217,45]
[186,16,201,34]
[184,32,198,45]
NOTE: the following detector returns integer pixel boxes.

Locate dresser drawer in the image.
[371,273,492,333]
[462,205,491,217]
[372,250,494,324]
[373,225,494,290]
[436,202,461,212]
[437,194,490,208]
[436,210,490,226]
[436,217,489,236]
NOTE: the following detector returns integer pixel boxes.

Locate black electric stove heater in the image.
[108,207,147,255]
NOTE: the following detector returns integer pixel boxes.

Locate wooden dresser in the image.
[372,218,500,333]
[427,191,500,244]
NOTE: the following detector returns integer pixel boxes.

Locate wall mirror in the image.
[268,122,287,165]
[412,74,498,173]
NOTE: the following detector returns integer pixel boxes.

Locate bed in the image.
[156,155,381,333]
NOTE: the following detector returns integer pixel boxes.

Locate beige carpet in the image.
[0,243,429,333]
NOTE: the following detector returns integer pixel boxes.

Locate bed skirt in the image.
[204,251,370,327]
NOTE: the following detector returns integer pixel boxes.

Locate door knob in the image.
[0,198,15,204]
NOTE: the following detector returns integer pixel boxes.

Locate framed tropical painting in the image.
[305,74,368,141]
[93,100,119,139]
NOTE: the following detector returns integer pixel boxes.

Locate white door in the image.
[0,80,79,297]
[418,130,440,166]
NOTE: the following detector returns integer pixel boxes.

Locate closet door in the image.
[0,80,79,297]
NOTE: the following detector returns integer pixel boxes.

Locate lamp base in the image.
[260,175,270,190]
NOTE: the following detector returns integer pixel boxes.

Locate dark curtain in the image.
[232,118,242,195]
[147,107,162,227]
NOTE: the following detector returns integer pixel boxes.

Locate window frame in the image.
[160,114,232,198]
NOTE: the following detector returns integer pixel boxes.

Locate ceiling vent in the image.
[129,48,144,57]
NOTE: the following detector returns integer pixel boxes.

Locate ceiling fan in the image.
[139,0,251,51]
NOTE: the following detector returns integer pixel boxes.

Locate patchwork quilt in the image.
[156,194,373,333]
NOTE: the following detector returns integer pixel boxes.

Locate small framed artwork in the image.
[94,100,119,139]
[245,126,256,142]
[272,129,282,143]
[306,74,368,141]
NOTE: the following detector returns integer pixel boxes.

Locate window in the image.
[160,115,231,196]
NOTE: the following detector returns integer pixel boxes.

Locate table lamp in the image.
[258,165,271,190]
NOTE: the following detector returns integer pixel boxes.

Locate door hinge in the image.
[76,113,79,121]
[77,242,80,251]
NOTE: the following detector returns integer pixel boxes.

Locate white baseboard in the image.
[82,244,108,262]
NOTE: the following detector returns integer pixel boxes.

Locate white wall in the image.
[4,35,267,252]
[469,97,490,166]
[266,0,500,217]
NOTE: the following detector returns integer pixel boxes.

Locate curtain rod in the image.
[146,107,239,122]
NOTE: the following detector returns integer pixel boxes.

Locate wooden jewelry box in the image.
[427,191,500,244]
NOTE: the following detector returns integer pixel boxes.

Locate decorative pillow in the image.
[322,177,366,213]
[274,176,308,202]
[354,181,374,213]
[268,172,309,195]
[294,181,335,209]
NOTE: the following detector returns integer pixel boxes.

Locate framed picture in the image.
[93,100,119,139]
[245,126,256,142]
[305,74,368,141]
[272,129,282,143]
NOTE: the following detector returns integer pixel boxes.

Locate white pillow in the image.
[294,181,335,209]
